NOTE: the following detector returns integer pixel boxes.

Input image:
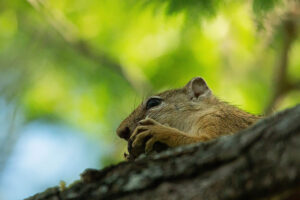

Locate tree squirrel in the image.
[117,77,261,160]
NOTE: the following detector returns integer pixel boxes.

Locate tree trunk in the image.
[26,105,300,200]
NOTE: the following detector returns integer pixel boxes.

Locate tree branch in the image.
[26,104,300,200]
[265,5,300,114]
[26,0,152,93]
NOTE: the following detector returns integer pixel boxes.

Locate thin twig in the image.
[265,10,299,114]
[0,103,20,181]
[26,0,152,93]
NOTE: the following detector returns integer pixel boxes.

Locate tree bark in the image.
[26,105,300,200]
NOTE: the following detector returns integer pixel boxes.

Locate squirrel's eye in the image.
[146,98,162,110]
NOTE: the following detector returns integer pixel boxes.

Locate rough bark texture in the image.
[26,105,300,200]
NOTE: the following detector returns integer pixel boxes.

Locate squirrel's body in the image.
[117,77,261,159]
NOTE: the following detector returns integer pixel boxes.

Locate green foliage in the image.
[253,0,282,14]
[154,0,221,17]
[142,0,282,20]
[0,0,299,166]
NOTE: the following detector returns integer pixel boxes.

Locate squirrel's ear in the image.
[184,77,211,98]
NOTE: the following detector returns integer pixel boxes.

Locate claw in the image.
[145,137,156,153]
[132,130,152,149]
[127,118,170,159]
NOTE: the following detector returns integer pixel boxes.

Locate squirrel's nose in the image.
[116,126,131,140]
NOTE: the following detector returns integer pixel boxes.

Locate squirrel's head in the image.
[116,77,216,140]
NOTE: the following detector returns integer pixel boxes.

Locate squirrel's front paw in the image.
[128,118,171,159]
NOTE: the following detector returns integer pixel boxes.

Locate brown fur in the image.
[117,77,261,159]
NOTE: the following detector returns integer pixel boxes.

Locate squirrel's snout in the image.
[117,126,131,140]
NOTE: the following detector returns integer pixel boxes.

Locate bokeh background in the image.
[0,0,300,199]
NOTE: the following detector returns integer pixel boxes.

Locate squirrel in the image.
[116,77,261,160]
